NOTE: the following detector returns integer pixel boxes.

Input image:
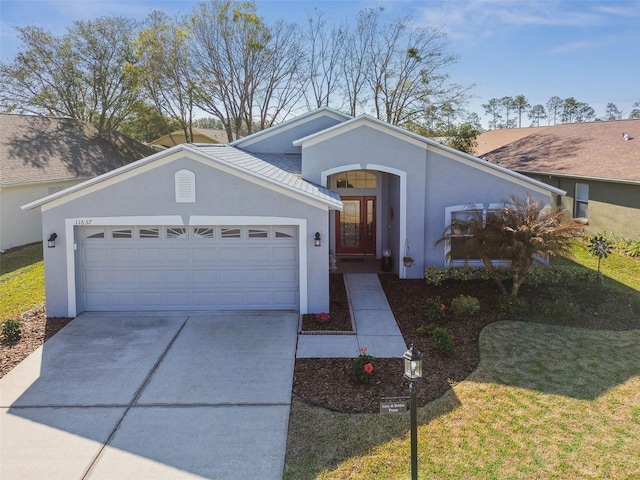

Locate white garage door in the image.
[78,225,299,311]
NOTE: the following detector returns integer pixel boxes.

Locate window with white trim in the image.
[444,203,508,266]
[335,171,377,189]
[575,183,588,219]
[175,170,195,203]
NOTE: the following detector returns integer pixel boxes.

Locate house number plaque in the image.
[75,219,93,225]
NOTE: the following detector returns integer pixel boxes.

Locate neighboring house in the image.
[477,119,640,238]
[23,108,563,317]
[0,114,155,252]
[151,128,228,149]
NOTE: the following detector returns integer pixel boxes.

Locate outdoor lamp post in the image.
[404,344,423,480]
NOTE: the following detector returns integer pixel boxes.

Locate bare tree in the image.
[0,17,140,130]
[132,11,196,142]
[303,9,346,109]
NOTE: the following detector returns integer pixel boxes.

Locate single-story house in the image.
[151,128,228,149]
[0,114,154,251]
[23,107,564,317]
[477,119,640,238]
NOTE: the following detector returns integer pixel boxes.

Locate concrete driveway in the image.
[0,312,299,479]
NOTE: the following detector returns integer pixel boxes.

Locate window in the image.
[444,204,507,266]
[166,227,187,239]
[275,227,296,238]
[575,183,589,219]
[221,227,241,238]
[175,170,195,203]
[139,228,159,239]
[335,171,377,189]
[193,227,214,238]
[112,229,132,239]
[248,228,268,238]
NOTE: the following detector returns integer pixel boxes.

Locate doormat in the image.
[340,258,364,262]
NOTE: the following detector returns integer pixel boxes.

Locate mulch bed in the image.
[299,273,354,333]
[293,275,506,413]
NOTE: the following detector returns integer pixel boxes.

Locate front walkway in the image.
[296,273,407,358]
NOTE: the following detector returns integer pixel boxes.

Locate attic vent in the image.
[175,170,195,203]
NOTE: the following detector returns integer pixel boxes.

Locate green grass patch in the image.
[285,241,640,479]
[285,322,640,479]
[0,243,45,318]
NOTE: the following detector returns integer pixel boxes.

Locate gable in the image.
[295,115,565,197]
[22,144,341,213]
[230,107,351,154]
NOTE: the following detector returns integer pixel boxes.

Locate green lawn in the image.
[0,243,45,319]
[284,243,640,479]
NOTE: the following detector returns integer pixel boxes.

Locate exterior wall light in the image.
[314,232,321,247]
[47,233,58,248]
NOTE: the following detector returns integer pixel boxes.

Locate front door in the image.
[335,196,376,254]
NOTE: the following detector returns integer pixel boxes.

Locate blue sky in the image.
[1,0,639,128]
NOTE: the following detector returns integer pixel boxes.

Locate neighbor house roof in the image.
[481,119,640,184]
[22,143,341,211]
[151,128,229,148]
[0,113,155,187]
[475,127,546,156]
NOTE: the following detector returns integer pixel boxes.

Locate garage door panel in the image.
[273,269,297,283]
[111,248,136,264]
[192,270,218,283]
[111,270,137,284]
[246,269,271,284]
[79,225,299,311]
[164,248,190,263]
[273,247,296,262]
[139,248,163,263]
[192,248,217,262]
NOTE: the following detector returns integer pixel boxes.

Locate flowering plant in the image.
[315,312,330,322]
[347,347,377,384]
[425,296,446,321]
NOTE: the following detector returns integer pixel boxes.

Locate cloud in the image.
[549,40,596,54]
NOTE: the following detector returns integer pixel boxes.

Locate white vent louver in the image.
[175,170,195,203]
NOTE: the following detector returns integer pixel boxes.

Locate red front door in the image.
[335,196,376,254]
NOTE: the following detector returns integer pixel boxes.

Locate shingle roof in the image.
[481,119,640,183]
[0,114,155,187]
[475,127,546,156]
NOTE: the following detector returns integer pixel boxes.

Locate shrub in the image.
[449,267,488,282]
[424,266,447,286]
[450,295,481,316]
[524,265,598,287]
[416,323,454,355]
[416,323,437,336]
[431,326,454,356]
[2,316,22,342]
[347,348,377,384]
[425,296,446,321]
[496,295,528,316]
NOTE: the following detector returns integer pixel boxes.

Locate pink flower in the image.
[317,312,330,322]
[440,304,446,310]
[359,347,367,354]
[364,363,374,374]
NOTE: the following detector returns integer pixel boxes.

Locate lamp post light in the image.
[404,344,423,480]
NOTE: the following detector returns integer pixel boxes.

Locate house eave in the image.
[513,169,640,187]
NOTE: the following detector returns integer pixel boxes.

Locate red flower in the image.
[364,363,374,374]
[440,304,446,310]
[359,347,367,354]
[317,312,330,322]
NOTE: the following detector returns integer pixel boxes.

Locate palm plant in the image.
[436,195,583,296]
[588,235,612,280]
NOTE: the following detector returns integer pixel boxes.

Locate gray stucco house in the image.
[23,108,563,317]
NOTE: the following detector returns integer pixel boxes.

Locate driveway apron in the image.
[0,312,299,479]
